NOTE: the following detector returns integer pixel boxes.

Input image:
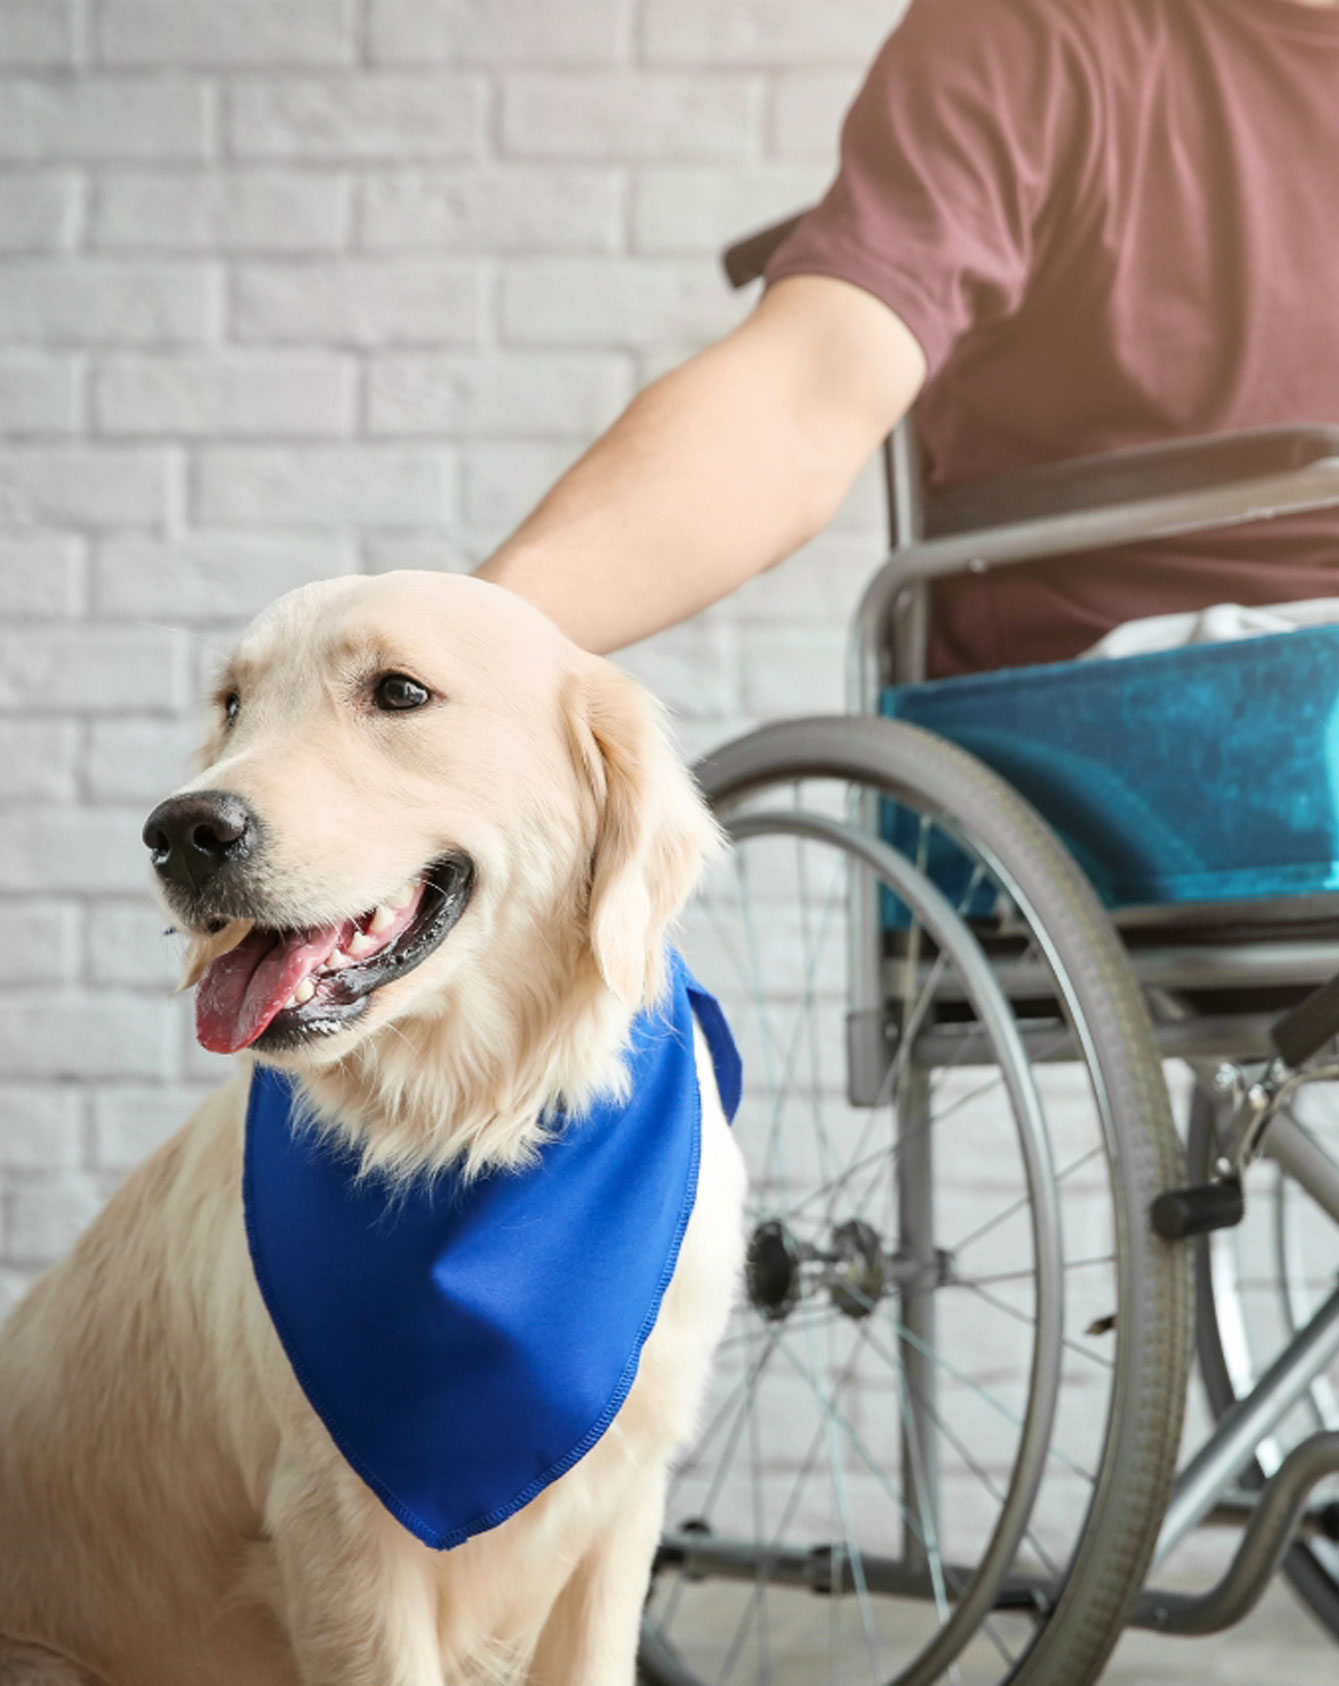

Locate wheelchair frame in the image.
[726,211,1339,1647]
[854,414,1339,1636]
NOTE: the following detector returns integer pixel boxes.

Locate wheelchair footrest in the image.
[1151,1177,1245,1240]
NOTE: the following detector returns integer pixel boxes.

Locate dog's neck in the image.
[290,951,644,1186]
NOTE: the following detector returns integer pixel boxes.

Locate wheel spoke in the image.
[776,1328,1019,1671]
[708,1327,882,1683]
[946,1146,1104,1257]
[957,1254,1115,1289]
[859,1317,1098,1486]
[651,759,1175,1686]
[799,1300,883,1681]
[959,1280,1114,1374]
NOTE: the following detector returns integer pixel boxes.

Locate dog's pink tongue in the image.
[195,922,345,1054]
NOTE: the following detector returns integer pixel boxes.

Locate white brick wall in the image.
[0,0,898,1295]
[0,78,215,161]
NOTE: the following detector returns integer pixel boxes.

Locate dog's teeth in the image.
[347,931,378,958]
[330,947,353,968]
[367,903,395,934]
[293,976,317,1005]
[386,881,416,911]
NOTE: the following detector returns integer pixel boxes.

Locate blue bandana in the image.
[243,950,740,1551]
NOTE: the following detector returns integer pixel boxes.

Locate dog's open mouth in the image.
[194,853,474,1056]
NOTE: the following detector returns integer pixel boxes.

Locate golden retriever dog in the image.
[0,572,746,1686]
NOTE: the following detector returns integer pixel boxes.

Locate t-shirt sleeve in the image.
[766,0,1097,378]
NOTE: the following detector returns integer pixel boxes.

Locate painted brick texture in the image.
[0,0,897,1328]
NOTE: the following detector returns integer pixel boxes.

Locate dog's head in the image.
[145,572,721,1171]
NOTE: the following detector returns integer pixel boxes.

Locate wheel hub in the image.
[827,1218,887,1318]
[745,1216,936,1321]
[745,1219,802,1320]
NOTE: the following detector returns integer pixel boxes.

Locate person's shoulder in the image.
[967,0,1169,57]
[881,0,1110,87]
[887,0,1110,66]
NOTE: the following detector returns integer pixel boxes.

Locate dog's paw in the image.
[0,1640,103,1686]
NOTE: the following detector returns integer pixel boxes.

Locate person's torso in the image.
[925,0,1339,673]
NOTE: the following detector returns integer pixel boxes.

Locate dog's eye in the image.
[374,673,431,712]
[223,691,240,727]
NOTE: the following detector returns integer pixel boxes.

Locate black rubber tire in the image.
[650,716,1193,1686]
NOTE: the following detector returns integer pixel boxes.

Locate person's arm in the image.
[476,274,926,652]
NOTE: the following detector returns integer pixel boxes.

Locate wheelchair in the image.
[637,213,1339,1685]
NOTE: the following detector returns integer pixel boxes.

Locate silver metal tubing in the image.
[861,459,1339,592]
[845,433,925,1124]
[849,549,917,712]
[654,1529,1052,1612]
[1263,1113,1339,1230]
[884,423,929,690]
[1137,1433,1339,1634]
[1154,1284,1339,1565]
[1126,940,1339,990]
[847,792,886,1107]
[1132,940,1339,991]
[898,1065,938,1575]
[1201,1487,1339,1540]
[1148,1016,1279,1060]
[844,552,922,1114]
[848,424,925,714]
[887,418,923,551]
[885,942,1339,1006]
[910,1013,1281,1069]
[1125,939,1339,992]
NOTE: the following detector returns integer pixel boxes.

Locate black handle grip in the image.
[720,211,809,289]
[1151,1178,1244,1241]
[1272,972,1339,1068]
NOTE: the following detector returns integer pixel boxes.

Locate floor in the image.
[644,1566,1338,1683]
[1105,1579,1334,1683]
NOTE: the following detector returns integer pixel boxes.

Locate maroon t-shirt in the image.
[767,0,1339,676]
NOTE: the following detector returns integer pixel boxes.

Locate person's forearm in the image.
[477,277,926,652]
[478,345,839,652]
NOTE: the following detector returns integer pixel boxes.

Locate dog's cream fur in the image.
[0,573,747,1686]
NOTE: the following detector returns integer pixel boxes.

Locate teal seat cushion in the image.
[882,625,1339,911]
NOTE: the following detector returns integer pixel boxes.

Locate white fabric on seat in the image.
[1079,597,1339,662]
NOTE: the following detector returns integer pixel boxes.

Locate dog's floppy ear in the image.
[565,658,723,1011]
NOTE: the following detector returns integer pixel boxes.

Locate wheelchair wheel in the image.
[1190,1082,1339,1638]
[640,716,1191,1686]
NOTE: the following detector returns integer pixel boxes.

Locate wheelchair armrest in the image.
[721,210,811,289]
[924,426,1339,539]
[857,423,1339,694]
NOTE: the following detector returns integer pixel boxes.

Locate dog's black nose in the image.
[142,791,256,893]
